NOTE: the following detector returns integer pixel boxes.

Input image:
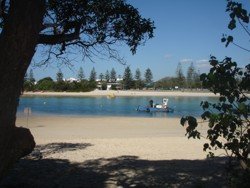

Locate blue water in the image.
[17,96,217,118]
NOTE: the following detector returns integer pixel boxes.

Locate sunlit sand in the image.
[16,115,213,161]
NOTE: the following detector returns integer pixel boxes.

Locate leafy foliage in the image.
[221,0,250,51]
[36,77,55,91]
[181,57,250,165]
[31,0,155,64]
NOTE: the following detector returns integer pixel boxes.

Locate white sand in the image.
[16,116,219,162]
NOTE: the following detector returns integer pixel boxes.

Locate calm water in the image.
[17,96,218,118]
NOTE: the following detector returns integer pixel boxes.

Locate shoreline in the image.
[22,90,218,97]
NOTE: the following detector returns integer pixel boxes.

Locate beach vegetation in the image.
[110,68,117,82]
[155,63,201,91]
[23,69,36,92]
[181,0,250,185]
[144,68,153,88]
[36,77,55,91]
[89,68,97,82]
[135,68,144,89]
[99,73,104,82]
[105,70,110,83]
[123,66,134,90]
[28,69,36,83]
[186,62,200,90]
[77,67,85,81]
[181,57,250,179]
[175,62,186,89]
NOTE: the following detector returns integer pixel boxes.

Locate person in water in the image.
[149,99,153,107]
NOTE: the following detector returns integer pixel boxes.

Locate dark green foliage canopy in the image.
[77,67,85,81]
[221,0,250,52]
[110,68,117,82]
[89,67,97,82]
[123,66,133,89]
[1,0,155,64]
[36,77,54,91]
[181,57,250,165]
[135,68,143,89]
[56,69,64,82]
[144,68,153,85]
[105,70,110,82]
[181,1,250,173]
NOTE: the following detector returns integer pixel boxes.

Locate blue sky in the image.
[31,0,250,81]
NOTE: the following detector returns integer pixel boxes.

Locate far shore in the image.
[22,90,218,97]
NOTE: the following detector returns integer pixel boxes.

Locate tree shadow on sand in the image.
[24,142,93,160]
[1,143,229,188]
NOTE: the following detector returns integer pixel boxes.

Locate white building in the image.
[66,77,78,82]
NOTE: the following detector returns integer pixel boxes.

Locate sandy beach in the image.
[16,116,213,161]
[0,115,229,187]
[23,90,218,97]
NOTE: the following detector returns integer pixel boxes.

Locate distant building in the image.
[66,77,78,82]
[96,78,123,90]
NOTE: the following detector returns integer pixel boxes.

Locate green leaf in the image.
[221,37,226,43]
[180,117,186,126]
[226,36,234,47]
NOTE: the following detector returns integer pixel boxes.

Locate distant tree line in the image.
[155,62,202,90]
[23,66,154,92]
[23,67,96,92]
[23,63,204,92]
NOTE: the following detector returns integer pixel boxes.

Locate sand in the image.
[16,115,215,162]
[0,115,229,187]
[23,90,218,97]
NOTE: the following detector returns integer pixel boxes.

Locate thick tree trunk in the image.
[0,0,45,179]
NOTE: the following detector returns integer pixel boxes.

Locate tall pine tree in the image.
[123,66,133,90]
[144,68,153,87]
[89,68,97,82]
[77,67,85,81]
[110,68,117,82]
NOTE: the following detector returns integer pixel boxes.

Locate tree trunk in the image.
[0,0,45,179]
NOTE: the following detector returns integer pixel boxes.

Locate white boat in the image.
[137,98,174,113]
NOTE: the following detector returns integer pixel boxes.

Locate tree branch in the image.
[232,42,250,52]
[237,17,250,38]
[38,23,81,45]
[38,32,80,45]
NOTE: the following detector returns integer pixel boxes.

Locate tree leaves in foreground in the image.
[181,57,250,168]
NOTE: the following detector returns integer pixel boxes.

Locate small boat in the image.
[137,98,174,113]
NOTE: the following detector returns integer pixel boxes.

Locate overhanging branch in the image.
[38,32,80,45]
[38,24,81,45]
